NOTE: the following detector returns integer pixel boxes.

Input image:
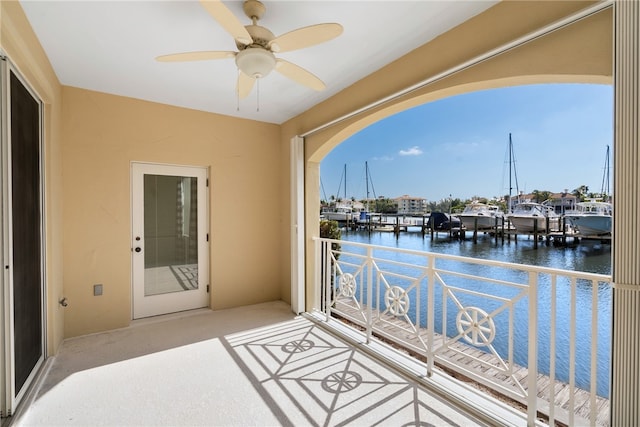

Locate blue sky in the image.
[320,83,613,203]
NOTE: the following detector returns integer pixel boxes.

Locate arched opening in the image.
[296,4,615,425]
[318,81,614,410]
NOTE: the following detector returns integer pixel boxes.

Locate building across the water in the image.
[394,195,427,214]
[548,191,578,214]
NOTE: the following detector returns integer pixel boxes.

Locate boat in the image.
[506,201,560,233]
[565,200,612,236]
[458,201,504,230]
[320,162,373,223]
[428,212,461,231]
[321,204,358,222]
[503,134,560,233]
[565,146,612,237]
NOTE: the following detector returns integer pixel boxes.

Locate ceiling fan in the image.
[157,0,343,98]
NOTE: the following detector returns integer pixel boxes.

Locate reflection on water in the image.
[339,229,612,397]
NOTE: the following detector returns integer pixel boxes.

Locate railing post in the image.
[569,278,577,427]
[319,239,332,321]
[314,237,322,317]
[527,271,538,426]
[366,246,373,344]
[427,255,436,377]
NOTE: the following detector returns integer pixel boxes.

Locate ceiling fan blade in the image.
[199,0,252,45]
[275,59,325,91]
[269,23,343,53]
[237,71,255,99]
[156,51,235,62]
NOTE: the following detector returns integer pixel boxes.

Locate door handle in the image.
[135,247,142,253]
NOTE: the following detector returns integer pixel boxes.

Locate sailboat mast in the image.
[601,145,610,200]
[607,146,610,198]
[365,161,370,210]
[507,133,520,212]
[509,133,513,213]
[344,164,347,201]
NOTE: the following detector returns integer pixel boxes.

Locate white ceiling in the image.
[19,1,497,124]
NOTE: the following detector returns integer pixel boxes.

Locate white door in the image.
[131,163,209,319]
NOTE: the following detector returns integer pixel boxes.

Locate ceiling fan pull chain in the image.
[257,79,260,112]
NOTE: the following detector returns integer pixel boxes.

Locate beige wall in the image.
[1,0,65,354]
[61,88,282,337]
[1,0,613,343]
[279,1,612,311]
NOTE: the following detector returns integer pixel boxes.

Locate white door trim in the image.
[290,136,305,314]
[131,162,209,319]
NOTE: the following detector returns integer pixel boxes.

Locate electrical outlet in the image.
[94,284,103,296]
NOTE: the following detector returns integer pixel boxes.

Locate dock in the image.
[336,304,610,427]
[332,213,611,249]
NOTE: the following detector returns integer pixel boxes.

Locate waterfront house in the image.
[549,191,579,214]
[514,191,578,214]
[2,1,639,425]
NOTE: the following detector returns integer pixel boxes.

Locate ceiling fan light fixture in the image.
[235,48,276,79]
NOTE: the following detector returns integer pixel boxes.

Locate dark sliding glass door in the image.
[2,66,44,411]
[10,70,42,394]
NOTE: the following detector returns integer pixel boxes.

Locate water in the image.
[338,228,612,397]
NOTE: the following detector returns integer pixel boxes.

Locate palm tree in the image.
[573,185,589,201]
[532,190,542,203]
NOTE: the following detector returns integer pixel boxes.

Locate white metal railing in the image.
[315,237,612,427]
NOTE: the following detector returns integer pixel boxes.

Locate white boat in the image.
[321,205,357,222]
[565,200,612,236]
[564,147,613,237]
[507,201,560,233]
[458,201,504,230]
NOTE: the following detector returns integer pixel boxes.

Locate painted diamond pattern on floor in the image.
[226,318,482,426]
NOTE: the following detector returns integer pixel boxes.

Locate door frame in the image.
[130,161,210,319]
[290,136,305,314]
[0,56,47,417]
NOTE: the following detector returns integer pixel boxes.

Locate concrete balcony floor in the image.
[12,301,507,426]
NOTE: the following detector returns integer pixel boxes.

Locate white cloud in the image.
[399,146,423,156]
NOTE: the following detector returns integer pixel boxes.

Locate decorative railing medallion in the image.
[456,306,496,346]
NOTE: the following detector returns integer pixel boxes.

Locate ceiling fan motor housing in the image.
[235,24,275,50]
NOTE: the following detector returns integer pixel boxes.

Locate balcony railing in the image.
[315,237,612,426]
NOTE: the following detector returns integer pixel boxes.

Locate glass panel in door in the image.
[144,174,198,296]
